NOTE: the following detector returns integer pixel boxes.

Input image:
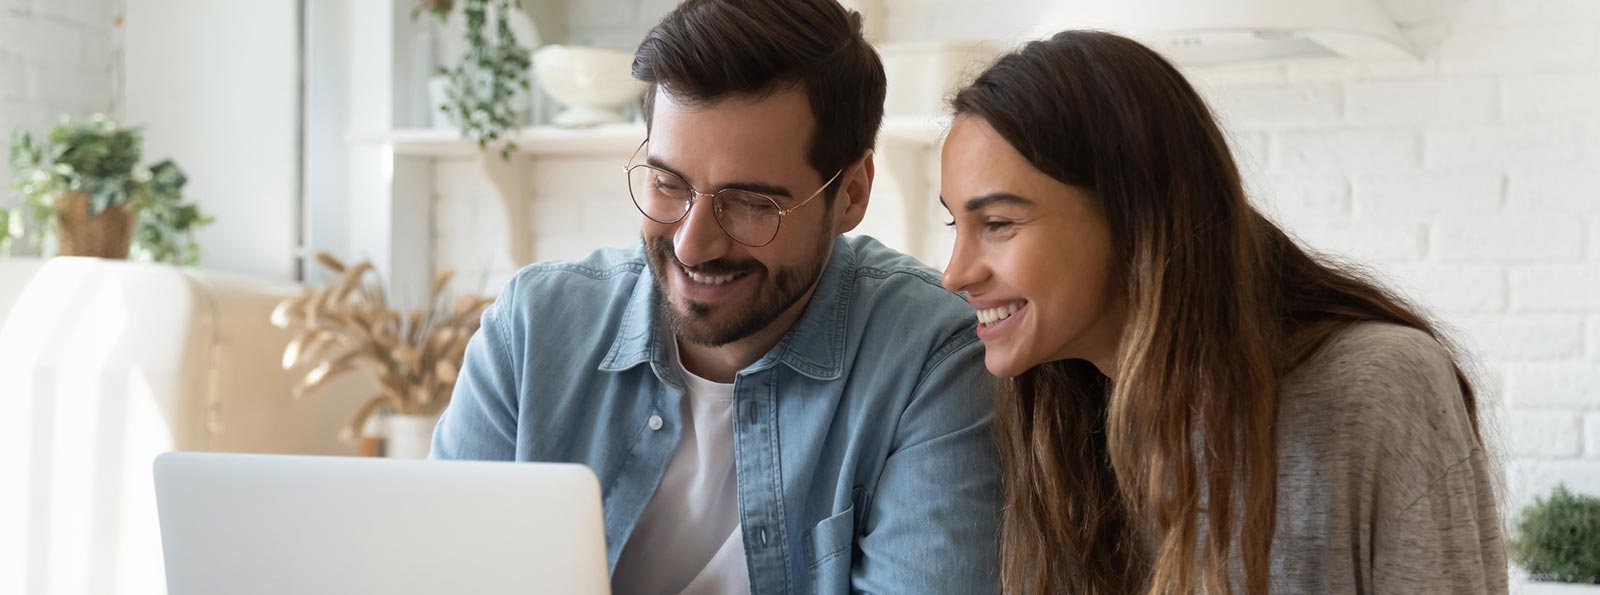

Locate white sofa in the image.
[0,257,374,595]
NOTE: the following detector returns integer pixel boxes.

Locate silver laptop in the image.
[154,452,611,595]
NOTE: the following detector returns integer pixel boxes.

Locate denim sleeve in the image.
[430,276,522,461]
[851,333,1002,595]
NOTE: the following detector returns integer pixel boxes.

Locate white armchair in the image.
[0,257,374,595]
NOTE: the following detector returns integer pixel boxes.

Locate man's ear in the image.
[831,151,874,235]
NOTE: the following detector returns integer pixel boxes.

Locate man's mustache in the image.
[648,237,763,277]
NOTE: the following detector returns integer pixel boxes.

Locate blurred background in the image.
[1,0,1597,593]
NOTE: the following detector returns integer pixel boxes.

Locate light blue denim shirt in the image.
[432,235,1000,595]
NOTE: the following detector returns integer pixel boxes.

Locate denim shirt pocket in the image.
[803,504,856,594]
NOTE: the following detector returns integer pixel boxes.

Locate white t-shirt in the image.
[610,353,750,595]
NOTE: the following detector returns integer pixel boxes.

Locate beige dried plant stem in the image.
[272,252,493,443]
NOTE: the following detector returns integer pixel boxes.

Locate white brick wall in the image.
[1586,413,1600,455]
[1511,264,1600,311]
[1382,264,1508,313]
[0,0,117,207]
[1459,316,1586,362]
[428,0,1600,518]
[1508,363,1600,410]
[1508,411,1582,458]
[1210,82,1343,126]
[1297,221,1430,263]
[1434,215,1585,263]
[1507,169,1600,212]
[431,156,514,293]
[1501,72,1600,119]
[1425,122,1584,169]
[1275,128,1422,172]
[1589,319,1600,361]
[1352,172,1503,217]
[1346,77,1496,124]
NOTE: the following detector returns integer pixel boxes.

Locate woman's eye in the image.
[984,220,1013,232]
[942,219,956,227]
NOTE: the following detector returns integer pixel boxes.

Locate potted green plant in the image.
[436,0,533,158]
[1513,484,1600,593]
[8,115,213,265]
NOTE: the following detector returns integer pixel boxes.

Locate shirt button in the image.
[648,415,663,431]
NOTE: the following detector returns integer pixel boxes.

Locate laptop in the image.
[153,452,611,595]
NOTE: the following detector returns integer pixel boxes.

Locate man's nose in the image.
[671,194,733,267]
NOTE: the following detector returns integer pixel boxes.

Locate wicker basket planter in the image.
[53,191,135,259]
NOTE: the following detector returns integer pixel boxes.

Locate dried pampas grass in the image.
[272,252,494,443]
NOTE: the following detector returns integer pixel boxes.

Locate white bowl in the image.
[533,45,648,127]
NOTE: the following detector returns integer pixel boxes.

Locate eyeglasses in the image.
[624,139,843,248]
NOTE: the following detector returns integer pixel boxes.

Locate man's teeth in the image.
[685,268,738,286]
[977,303,1021,326]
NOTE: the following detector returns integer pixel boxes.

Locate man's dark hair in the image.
[632,0,886,199]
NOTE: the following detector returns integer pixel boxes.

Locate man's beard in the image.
[644,234,831,348]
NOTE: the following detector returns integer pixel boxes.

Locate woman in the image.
[939,31,1506,594]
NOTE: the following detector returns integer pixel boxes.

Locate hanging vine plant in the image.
[440,0,531,159]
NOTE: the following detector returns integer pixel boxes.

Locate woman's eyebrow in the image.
[962,192,1035,212]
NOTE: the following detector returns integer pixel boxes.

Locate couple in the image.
[432,0,1507,593]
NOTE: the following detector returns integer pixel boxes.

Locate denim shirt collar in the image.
[597,236,855,381]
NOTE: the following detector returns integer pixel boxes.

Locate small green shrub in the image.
[1512,484,1600,584]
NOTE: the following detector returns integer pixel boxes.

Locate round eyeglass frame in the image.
[623,139,844,248]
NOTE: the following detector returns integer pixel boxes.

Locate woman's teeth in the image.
[977,303,1021,326]
[685,267,738,286]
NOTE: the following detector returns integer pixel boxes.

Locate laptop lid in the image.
[153,452,610,595]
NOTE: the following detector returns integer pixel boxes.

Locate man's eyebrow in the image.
[645,155,690,182]
[962,192,1035,212]
[643,155,794,199]
[719,181,793,199]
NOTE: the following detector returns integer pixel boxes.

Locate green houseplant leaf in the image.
[130,158,212,266]
[0,207,21,256]
[1512,484,1600,584]
[10,129,42,173]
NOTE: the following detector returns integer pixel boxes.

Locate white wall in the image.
[301,1,351,285]
[429,0,1600,521]
[122,0,299,279]
[0,0,118,208]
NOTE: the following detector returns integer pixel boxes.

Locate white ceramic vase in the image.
[385,413,441,459]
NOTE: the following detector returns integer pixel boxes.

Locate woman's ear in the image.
[831,151,874,235]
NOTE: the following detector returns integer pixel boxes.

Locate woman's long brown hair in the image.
[952,31,1483,595]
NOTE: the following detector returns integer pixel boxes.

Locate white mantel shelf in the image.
[348,115,948,157]
[347,123,646,157]
[348,114,948,281]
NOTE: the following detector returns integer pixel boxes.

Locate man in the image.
[431,1,999,593]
